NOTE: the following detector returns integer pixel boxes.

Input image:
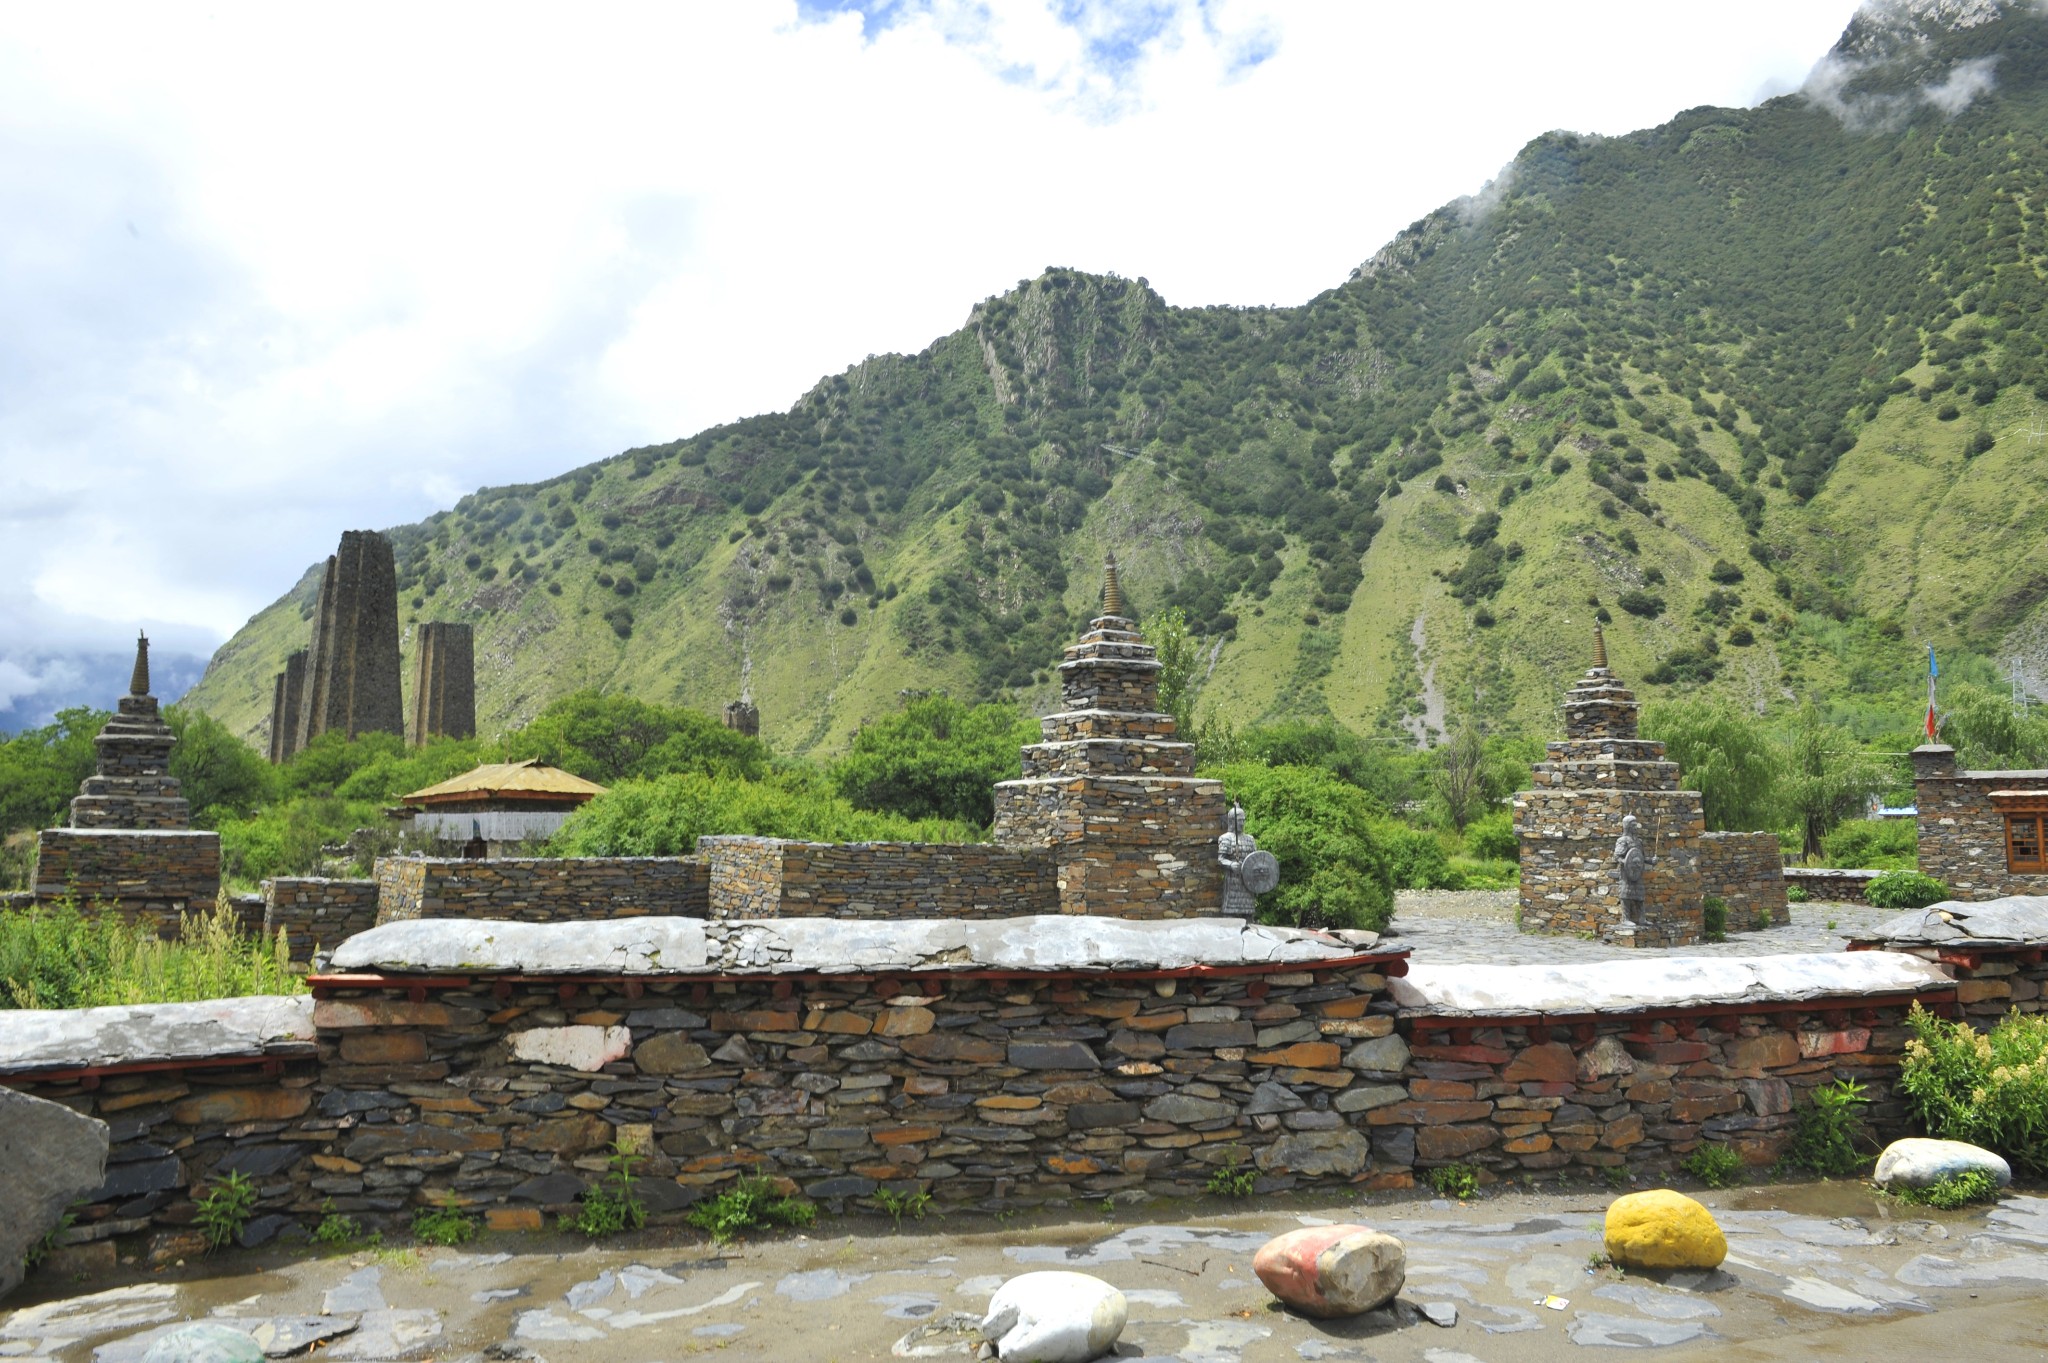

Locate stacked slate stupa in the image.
[1512,628,1705,947]
[992,555,1227,917]
[70,633,191,830]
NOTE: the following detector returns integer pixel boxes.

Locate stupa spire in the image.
[130,631,151,696]
[1101,552,1126,620]
[1592,624,1608,672]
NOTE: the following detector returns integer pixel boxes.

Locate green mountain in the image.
[186,1,2048,757]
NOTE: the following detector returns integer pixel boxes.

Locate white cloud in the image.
[0,0,1863,719]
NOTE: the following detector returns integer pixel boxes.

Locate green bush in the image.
[1464,810,1518,861]
[550,771,976,857]
[1786,883,1810,903]
[412,1198,478,1246]
[1425,1164,1480,1199]
[1866,869,1951,910]
[1821,819,1919,871]
[0,899,301,1010]
[1380,823,1463,891]
[1702,895,1727,942]
[1900,1005,2048,1172]
[1211,763,1398,931]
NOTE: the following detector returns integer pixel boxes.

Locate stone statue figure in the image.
[1218,801,1278,918]
[1613,814,1646,924]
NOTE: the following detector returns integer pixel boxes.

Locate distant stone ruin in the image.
[410,621,476,744]
[293,529,404,751]
[722,695,759,737]
[267,648,308,763]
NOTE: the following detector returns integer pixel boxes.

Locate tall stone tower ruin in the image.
[992,554,1226,916]
[267,648,308,764]
[1512,628,1705,947]
[295,530,404,749]
[410,622,477,745]
[70,633,191,830]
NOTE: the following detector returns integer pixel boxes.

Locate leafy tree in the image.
[1643,698,1782,831]
[165,705,275,824]
[1939,683,2048,770]
[1781,705,1893,861]
[1431,724,1492,831]
[283,730,408,797]
[333,736,493,803]
[1210,762,1396,932]
[1235,720,1407,810]
[1142,607,1201,736]
[0,707,104,835]
[502,691,770,783]
[832,694,1035,827]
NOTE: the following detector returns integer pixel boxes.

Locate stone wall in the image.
[700,837,1057,920]
[372,856,710,924]
[264,878,381,965]
[1783,868,1879,902]
[1698,832,1789,931]
[0,950,1982,1244]
[30,830,222,937]
[1912,745,2048,899]
[1515,787,1705,945]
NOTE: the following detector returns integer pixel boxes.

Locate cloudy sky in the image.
[0,0,1865,731]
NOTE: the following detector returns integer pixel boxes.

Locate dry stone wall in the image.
[698,837,1056,920]
[373,856,710,924]
[31,830,222,938]
[263,878,381,965]
[1698,832,1789,931]
[1912,745,2048,899]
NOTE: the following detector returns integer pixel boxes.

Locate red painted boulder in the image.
[1252,1224,1406,1318]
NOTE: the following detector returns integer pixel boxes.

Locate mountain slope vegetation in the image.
[185,1,2048,756]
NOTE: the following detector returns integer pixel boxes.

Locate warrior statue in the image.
[1218,800,1279,918]
[1613,814,1646,925]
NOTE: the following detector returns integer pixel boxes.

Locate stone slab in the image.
[1857,895,2048,949]
[329,915,1390,977]
[1388,951,1952,1016]
[0,996,315,1075]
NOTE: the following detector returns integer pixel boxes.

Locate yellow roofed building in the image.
[396,759,607,852]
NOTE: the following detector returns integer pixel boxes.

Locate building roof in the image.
[399,759,607,808]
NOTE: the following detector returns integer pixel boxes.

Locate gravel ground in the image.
[1385,890,1899,965]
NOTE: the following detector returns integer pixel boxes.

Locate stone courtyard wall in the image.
[2,944,1985,1248]
[1912,745,2048,900]
[1697,831,1789,931]
[30,829,222,938]
[263,878,381,966]
[372,856,710,925]
[699,836,1058,920]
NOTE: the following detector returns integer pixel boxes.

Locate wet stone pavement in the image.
[6,1184,2048,1363]
[1383,893,1897,965]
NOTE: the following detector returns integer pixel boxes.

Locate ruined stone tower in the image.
[267,648,308,764]
[295,530,404,748]
[722,695,760,738]
[1512,628,1705,947]
[70,633,191,830]
[992,554,1226,916]
[410,622,476,745]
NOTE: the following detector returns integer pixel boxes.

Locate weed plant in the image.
[1205,1162,1258,1198]
[685,1177,816,1243]
[1785,1079,1871,1176]
[1681,1143,1744,1189]
[312,1200,374,1247]
[0,897,300,1009]
[1425,1164,1481,1199]
[412,1197,478,1247]
[873,1186,933,1227]
[565,1144,648,1238]
[1702,895,1728,943]
[1888,1169,2002,1210]
[195,1172,258,1250]
[1900,1005,2048,1172]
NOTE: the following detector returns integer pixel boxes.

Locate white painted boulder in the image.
[1874,1137,2012,1190]
[979,1271,1126,1362]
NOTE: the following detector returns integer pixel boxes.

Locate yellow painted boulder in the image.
[1603,1189,1726,1271]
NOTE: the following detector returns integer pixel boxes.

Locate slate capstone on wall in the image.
[410,622,476,745]
[295,530,405,749]
[1514,636,1705,947]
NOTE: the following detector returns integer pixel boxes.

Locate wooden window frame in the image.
[2008,813,2048,875]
